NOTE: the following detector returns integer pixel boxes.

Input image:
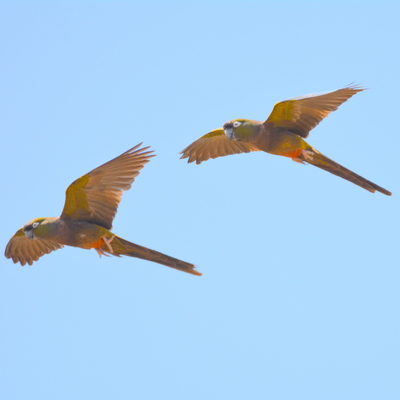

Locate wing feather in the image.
[180,129,259,164]
[5,229,63,266]
[60,143,154,229]
[264,84,364,138]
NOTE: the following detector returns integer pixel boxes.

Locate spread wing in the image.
[60,143,154,229]
[180,128,260,164]
[5,228,63,266]
[264,84,364,138]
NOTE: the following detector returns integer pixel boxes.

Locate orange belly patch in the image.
[82,237,105,250]
[282,149,303,159]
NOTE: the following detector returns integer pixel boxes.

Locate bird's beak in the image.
[224,127,235,140]
[24,229,34,240]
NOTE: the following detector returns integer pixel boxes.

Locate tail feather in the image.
[299,150,391,196]
[101,236,201,276]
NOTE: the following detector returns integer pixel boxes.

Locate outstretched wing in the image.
[5,228,63,266]
[264,84,364,138]
[60,143,154,229]
[180,128,260,164]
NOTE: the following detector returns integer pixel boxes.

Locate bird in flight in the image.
[5,144,201,276]
[180,84,391,195]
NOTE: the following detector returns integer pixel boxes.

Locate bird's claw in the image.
[292,150,315,164]
[95,235,115,257]
[301,149,315,161]
[95,248,110,258]
[102,235,115,253]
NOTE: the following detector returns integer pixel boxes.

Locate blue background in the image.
[1,2,399,399]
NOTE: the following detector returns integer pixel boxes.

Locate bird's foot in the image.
[95,248,110,258]
[102,235,115,254]
[292,150,315,164]
[301,149,315,161]
[292,157,305,164]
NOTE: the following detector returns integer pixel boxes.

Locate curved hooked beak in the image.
[224,127,235,140]
[23,227,34,240]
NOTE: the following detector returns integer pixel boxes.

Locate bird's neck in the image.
[34,217,60,239]
[236,121,263,142]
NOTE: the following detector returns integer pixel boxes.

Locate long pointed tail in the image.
[101,236,201,276]
[297,149,391,195]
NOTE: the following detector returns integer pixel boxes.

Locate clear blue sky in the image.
[1,2,399,399]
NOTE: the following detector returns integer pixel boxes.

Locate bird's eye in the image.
[32,222,39,228]
[233,121,242,128]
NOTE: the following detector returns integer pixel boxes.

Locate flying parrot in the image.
[5,144,201,276]
[180,84,391,196]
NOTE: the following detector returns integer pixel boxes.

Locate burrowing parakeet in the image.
[180,84,391,195]
[5,144,201,276]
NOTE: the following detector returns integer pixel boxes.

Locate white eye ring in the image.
[233,121,242,128]
[32,222,39,228]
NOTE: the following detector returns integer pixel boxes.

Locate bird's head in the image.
[223,119,260,141]
[23,217,55,239]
